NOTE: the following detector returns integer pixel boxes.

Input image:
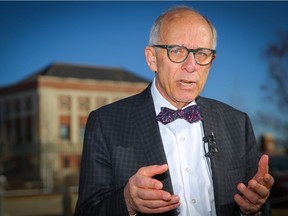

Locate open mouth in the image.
[179,80,195,86]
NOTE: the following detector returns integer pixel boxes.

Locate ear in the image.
[145,46,157,72]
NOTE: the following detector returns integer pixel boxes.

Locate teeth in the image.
[181,82,192,86]
[181,80,192,84]
[179,80,195,88]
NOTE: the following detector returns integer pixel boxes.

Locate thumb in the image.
[135,164,169,190]
[137,164,169,178]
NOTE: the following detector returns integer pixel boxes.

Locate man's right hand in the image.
[124,164,180,215]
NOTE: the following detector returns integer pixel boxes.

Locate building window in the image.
[14,99,21,114]
[4,101,10,116]
[64,156,70,168]
[60,124,70,140]
[5,120,11,143]
[61,155,81,169]
[59,116,70,141]
[59,96,71,110]
[79,125,85,142]
[78,97,90,111]
[25,116,33,142]
[79,116,87,142]
[15,118,22,146]
[25,96,32,112]
[60,155,70,168]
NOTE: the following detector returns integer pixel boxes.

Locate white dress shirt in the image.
[151,79,216,216]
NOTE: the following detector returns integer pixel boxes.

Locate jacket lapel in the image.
[130,86,174,195]
[196,96,226,214]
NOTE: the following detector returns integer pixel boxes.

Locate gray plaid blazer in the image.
[75,84,271,216]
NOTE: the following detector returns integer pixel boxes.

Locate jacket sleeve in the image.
[240,114,272,216]
[74,111,129,216]
[245,114,272,216]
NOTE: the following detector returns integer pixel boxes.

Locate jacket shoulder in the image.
[197,96,245,115]
[91,84,152,119]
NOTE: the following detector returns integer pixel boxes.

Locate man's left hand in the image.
[234,154,274,215]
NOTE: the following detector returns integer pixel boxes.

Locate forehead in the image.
[159,10,213,46]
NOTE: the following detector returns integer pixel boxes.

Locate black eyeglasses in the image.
[152,45,216,66]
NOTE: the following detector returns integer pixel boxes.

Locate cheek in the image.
[156,67,180,97]
[198,69,210,86]
[158,71,174,92]
[157,61,178,83]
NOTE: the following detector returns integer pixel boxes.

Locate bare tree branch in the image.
[257,30,288,141]
[263,30,288,114]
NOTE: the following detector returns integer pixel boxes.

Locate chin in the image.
[179,94,198,102]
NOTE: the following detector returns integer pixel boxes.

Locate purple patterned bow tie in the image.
[156,105,203,125]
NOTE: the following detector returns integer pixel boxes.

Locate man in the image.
[75,6,274,216]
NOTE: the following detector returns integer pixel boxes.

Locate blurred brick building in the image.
[0,63,149,190]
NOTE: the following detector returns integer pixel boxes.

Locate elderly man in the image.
[75,6,274,216]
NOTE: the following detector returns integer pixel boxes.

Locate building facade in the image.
[0,63,149,190]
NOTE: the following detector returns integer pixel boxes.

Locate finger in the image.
[140,202,180,214]
[247,180,269,199]
[137,187,173,201]
[237,182,267,206]
[254,155,269,183]
[237,183,259,204]
[263,173,274,189]
[234,194,259,214]
[132,174,162,190]
[140,194,180,209]
[137,196,180,214]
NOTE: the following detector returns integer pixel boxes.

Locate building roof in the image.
[19,62,150,84]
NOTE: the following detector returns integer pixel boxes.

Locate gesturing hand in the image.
[124,164,180,215]
[234,154,274,215]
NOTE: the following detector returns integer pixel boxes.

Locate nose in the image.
[181,52,197,72]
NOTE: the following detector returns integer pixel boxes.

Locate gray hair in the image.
[149,6,218,49]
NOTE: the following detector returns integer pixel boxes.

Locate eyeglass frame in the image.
[152,44,216,66]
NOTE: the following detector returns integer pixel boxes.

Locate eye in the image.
[169,47,186,56]
[196,50,209,57]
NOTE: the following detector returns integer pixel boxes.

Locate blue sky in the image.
[1,1,288,140]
